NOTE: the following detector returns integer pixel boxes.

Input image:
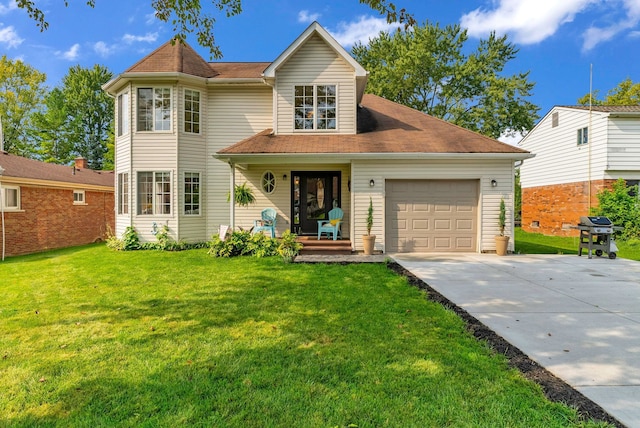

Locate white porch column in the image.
[229,162,236,229]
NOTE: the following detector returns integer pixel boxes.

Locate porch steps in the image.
[297,237,353,255]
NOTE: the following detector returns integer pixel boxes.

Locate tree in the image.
[351,22,539,139]
[31,88,74,164]
[578,78,640,105]
[17,1,414,59]
[0,55,46,157]
[59,65,114,170]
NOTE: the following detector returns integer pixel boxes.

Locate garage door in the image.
[385,180,478,253]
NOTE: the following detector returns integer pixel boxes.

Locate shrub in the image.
[208,230,253,257]
[106,226,205,252]
[594,178,640,240]
[247,232,279,258]
[277,230,303,262]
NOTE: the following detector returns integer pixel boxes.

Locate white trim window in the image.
[262,171,276,194]
[577,127,588,146]
[137,88,171,132]
[294,84,336,130]
[184,89,200,134]
[118,172,129,215]
[138,171,172,215]
[184,172,200,215]
[117,92,129,136]
[2,186,20,210]
[73,190,85,205]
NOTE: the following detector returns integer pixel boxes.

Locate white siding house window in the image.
[294,85,336,130]
[184,172,200,215]
[2,186,20,210]
[73,190,85,204]
[117,92,129,136]
[137,88,171,131]
[138,171,171,215]
[184,89,200,134]
[118,172,129,214]
[577,127,588,146]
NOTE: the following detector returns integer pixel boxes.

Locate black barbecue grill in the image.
[575,216,621,259]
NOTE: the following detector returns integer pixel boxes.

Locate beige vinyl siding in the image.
[115,85,133,238]
[606,117,640,172]
[206,85,273,236]
[232,164,351,238]
[352,159,514,253]
[519,108,609,189]
[274,34,357,135]
[178,86,208,242]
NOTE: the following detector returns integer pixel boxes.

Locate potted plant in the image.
[362,197,376,255]
[495,197,510,256]
[227,182,255,207]
[277,229,303,263]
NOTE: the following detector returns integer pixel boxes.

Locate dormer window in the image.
[294,85,336,130]
[137,87,171,132]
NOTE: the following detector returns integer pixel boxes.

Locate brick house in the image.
[0,152,115,257]
[519,105,640,236]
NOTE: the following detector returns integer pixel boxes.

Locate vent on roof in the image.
[551,112,559,128]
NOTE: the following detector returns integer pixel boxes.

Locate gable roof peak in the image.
[125,39,216,78]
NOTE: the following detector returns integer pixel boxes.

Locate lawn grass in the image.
[0,244,609,427]
[515,228,640,261]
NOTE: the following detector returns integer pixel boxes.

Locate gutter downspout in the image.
[229,162,236,230]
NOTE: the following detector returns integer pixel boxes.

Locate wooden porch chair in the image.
[317,207,343,240]
[253,208,277,237]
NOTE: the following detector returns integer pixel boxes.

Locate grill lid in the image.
[580,216,613,226]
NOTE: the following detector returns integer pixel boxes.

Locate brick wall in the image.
[522,179,616,236]
[0,186,115,257]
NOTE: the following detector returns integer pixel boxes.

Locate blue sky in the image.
[2,0,640,135]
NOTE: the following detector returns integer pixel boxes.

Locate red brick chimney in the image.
[74,157,88,169]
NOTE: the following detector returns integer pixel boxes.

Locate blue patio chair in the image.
[254,208,277,237]
[317,207,343,240]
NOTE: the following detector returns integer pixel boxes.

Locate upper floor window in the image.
[138,171,171,215]
[118,173,129,215]
[184,89,200,134]
[184,172,200,215]
[2,186,20,210]
[117,92,129,136]
[577,127,588,146]
[73,190,85,205]
[137,88,171,132]
[294,85,336,130]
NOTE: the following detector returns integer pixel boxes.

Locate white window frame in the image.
[137,171,172,215]
[261,171,276,194]
[137,87,172,132]
[117,92,129,137]
[184,89,201,134]
[294,84,337,131]
[118,172,129,215]
[183,172,201,215]
[577,127,588,146]
[73,190,86,205]
[2,185,20,210]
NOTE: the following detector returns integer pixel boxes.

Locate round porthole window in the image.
[262,171,276,194]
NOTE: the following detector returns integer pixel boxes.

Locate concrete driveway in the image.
[392,253,640,428]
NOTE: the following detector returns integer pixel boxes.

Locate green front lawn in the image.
[515,228,640,261]
[1,245,608,427]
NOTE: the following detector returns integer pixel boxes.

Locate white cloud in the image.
[0,0,18,15]
[460,0,640,51]
[329,15,401,48]
[122,32,158,44]
[57,43,80,61]
[298,10,321,24]
[94,41,115,57]
[0,25,23,48]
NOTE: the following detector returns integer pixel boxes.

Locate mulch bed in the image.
[385,262,624,427]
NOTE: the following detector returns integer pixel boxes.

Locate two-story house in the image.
[103,22,531,254]
[519,105,640,236]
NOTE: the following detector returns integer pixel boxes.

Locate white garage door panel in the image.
[386,180,478,253]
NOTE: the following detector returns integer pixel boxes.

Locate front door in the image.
[292,172,341,235]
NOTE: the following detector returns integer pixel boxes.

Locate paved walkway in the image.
[392,253,640,428]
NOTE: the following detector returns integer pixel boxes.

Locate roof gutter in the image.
[0,176,114,192]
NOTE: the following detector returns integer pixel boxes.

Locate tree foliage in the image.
[0,55,47,157]
[31,88,74,163]
[16,0,414,59]
[594,178,640,240]
[351,22,539,139]
[578,77,640,105]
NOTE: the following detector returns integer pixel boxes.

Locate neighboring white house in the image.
[519,105,640,236]
[102,22,531,253]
